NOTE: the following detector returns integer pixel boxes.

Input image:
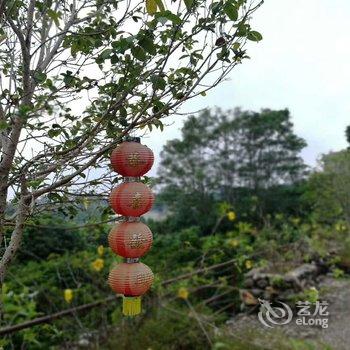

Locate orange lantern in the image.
[108,221,153,258]
[109,182,154,217]
[108,262,154,315]
[111,140,154,177]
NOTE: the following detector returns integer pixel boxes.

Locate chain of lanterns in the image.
[107,136,155,316]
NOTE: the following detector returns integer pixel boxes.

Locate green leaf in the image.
[111,55,119,64]
[156,11,182,25]
[62,71,75,87]
[247,30,263,42]
[48,129,62,138]
[232,42,240,50]
[112,39,129,53]
[18,105,32,117]
[0,120,7,130]
[154,0,165,12]
[131,46,147,61]
[151,76,166,90]
[119,106,128,119]
[146,0,157,15]
[47,9,61,27]
[210,2,221,15]
[224,4,238,21]
[47,193,62,202]
[27,179,44,189]
[139,36,156,55]
[35,1,44,12]
[152,119,164,130]
[100,49,113,60]
[236,22,248,37]
[34,71,47,83]
[184,0,194,10]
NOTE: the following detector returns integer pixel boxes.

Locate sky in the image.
[145,0,350,176]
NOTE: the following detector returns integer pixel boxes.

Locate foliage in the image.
[306,150,350,224]
[0,203,349,348]
[105,305,213,350]
[157,108,308,232]
[0,1,348,344]
[16,213,86,262]
[2,244,115,348]
[0,284,39,348]
[346,125,350,148]
[0,0,264,282]
[1,104,349,348]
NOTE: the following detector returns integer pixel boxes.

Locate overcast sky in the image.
[145,0,350,175]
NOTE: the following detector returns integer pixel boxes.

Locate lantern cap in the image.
[123,136,141,143]
[123,216,141,222]
[125,258,140,263]
[123,176,141,183]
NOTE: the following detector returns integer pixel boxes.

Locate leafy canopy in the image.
[157,108,307,230]
[0,0,264,281]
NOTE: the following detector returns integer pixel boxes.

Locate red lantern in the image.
[106,137,155,316]
[108,221,153,258]
[109,182,154,217]
[108,262,154,296]
[111,141,154,177]
[108,262,154,316]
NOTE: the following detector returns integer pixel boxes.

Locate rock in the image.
[241,263,325,305]
[286,263,320,281]
[245,267,264,278]
[256,278,268,289]
[250,288,264,297]
[243,277,254,288]
[78,339,90,347]
[284,274,303,291]
[263,286,279,300]
[278,289,297,301]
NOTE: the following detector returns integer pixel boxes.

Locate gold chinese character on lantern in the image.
[129,233,144,249]
[128,153,146,167]
[130,192,142,209]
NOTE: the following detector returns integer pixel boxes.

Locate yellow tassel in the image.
[123,296,141,316]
